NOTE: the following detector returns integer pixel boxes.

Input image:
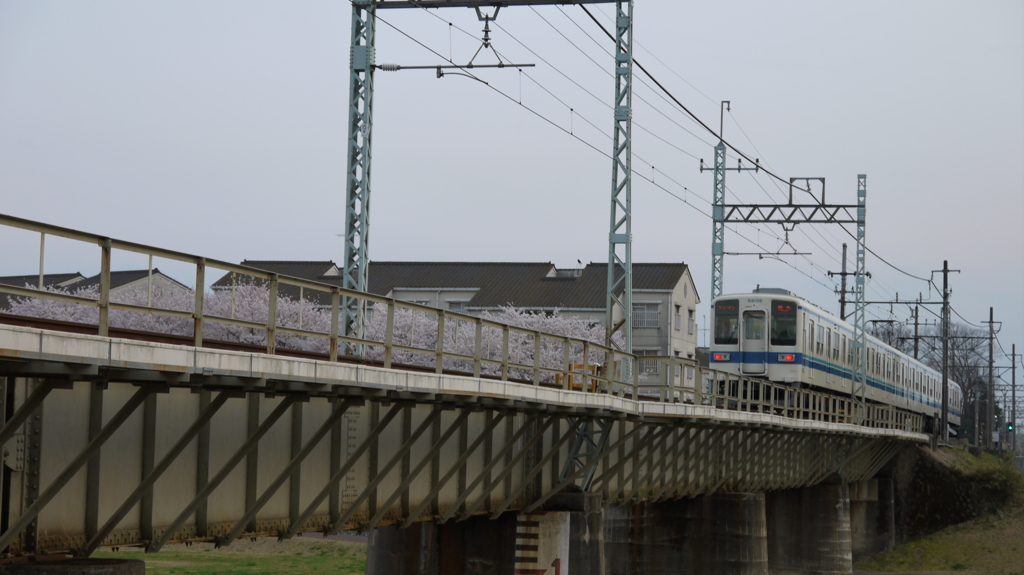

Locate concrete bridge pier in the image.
[604,493,768,575]
[849,478,895,562]
[765,483,853,575]
[368,492,770,575]
[366,513,518,574]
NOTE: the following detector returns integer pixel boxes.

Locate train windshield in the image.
[714,300,739,345]
[770,300,797,346]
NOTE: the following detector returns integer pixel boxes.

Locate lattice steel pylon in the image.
[604,0,633,357]
[341,0,376,349]
[710,141,726,300]
[705,102,757,301]
[709,175,868,415]
[341,0,630,354]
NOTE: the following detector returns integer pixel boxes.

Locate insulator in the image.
[378,63,401,72]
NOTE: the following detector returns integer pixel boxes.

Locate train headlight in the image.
[778,354,796,363]
[712,353,730,362]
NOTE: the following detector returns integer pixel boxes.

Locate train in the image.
[709,288,961,433]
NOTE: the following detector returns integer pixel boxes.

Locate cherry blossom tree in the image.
[5,284,619,381]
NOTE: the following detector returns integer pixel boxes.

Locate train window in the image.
[816,326,824,354]
[770,301,797,346]
[714,300,739,345]
[744,313,765,340]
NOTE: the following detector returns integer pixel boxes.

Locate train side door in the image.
[740,309,767,375]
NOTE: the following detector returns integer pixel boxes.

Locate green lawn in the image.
[92,537,366,575]
[855,496,1024,574]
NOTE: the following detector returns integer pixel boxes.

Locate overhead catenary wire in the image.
[405,1,944,297]
[403,2,832,278]
[384,7,938,301]
[578,5,940,290]
[375,15,837,292]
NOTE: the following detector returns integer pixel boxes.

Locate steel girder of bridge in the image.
[0,324,922,557]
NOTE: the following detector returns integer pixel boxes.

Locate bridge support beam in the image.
[765,484,853,575]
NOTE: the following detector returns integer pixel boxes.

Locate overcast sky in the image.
[1,1,1022,374]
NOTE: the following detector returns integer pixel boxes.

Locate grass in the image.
[92,537,366,575]
[856,487,1024,574]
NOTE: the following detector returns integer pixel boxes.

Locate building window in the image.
[632,303,660,328]
[448,301,467,313]
[688,309,695,335]
[674,305,682,331]
[635,349,659,375]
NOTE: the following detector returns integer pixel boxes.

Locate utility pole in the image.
[940,261,950,441]
[988,308,994,449]
[982,308,1001,449]
[912,304,920,359]
[1012,344,1018,454]
[931,260,959,442]
[827,243,854,320]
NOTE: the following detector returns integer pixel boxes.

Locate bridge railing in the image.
[638,356,924,433]
[0,213,636,392]
[0,212,922,432]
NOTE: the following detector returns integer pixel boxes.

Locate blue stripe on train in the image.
[710,352,960,418]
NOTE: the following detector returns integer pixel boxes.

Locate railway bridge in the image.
[0,214,925,574]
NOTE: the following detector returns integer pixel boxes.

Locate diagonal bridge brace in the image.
[147,396,298,553]
[215,399,358,548]
[0,386,154,553]
[77,391,235,557]
[400,411,508,529]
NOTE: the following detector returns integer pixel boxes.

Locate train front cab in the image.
[712,297,767,376]
[712,296,799,380]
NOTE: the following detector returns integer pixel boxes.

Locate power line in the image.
[576,5,939,291]
[403,3,855,291]
[383,10,913,299]
[376,15,837,292]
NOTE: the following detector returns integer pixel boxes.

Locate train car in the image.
[710,288,961,432]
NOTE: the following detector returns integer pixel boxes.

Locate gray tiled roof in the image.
[0,272,85,289]
[209,260,693,311]
[211,261,343,287]
[0,272,86,311]
[369,262,689,310]
[0,269,189,311]
[73,269,188,292]
[211,261,345,307]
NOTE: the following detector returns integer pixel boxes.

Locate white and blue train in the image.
[709,288,961,432]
